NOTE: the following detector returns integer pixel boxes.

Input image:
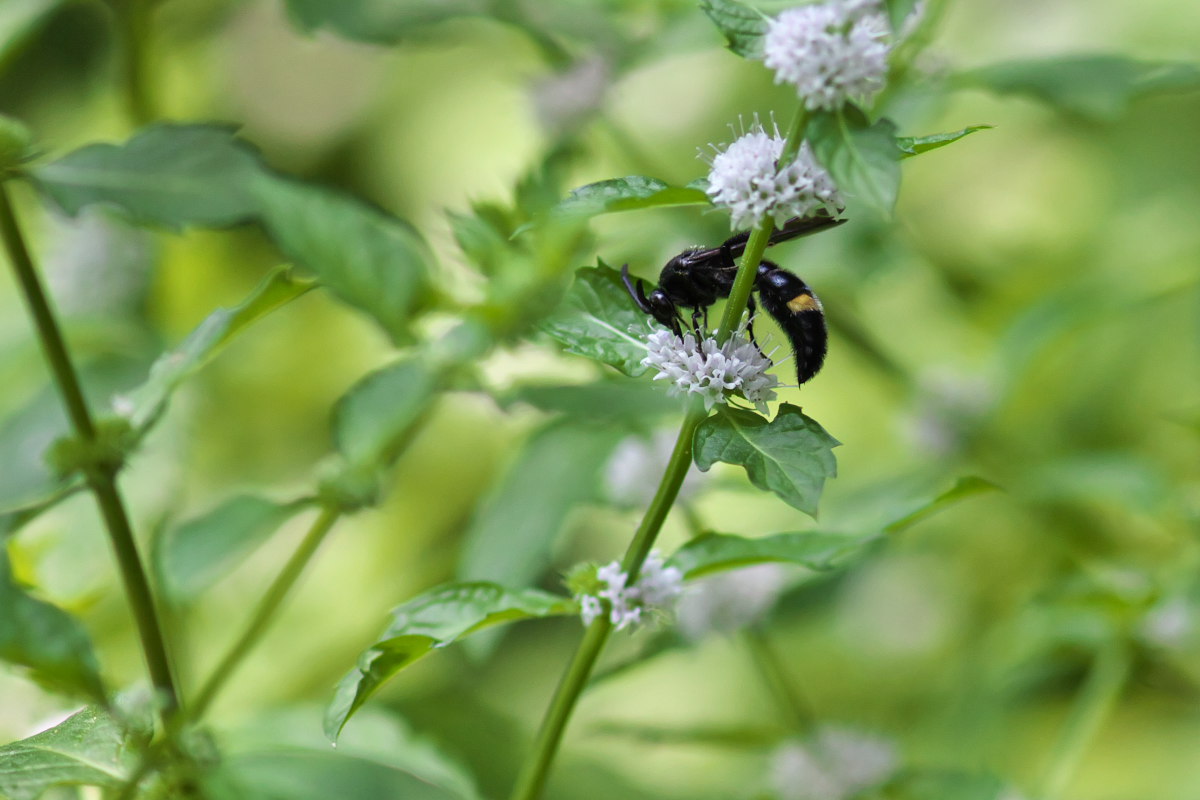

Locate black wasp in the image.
[621,212,845,386]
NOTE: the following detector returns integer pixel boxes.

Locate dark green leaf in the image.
[549,177,710,219]
[332,356,441,471]
[540,265,653,376]
[958,55,1200,121]
[29,124,262,229]
[325,583,574,740]
[123,265,314,431]
[693,403,839,517]
[895,125,993,158]
[884,476,1000,534]
[282,0,485,45]
[252,174,434,344]
[457,421,620,591]
[700,0,768,59]
[809,109,901,217]
[0,0,65,64]
[670,530,874,579]
[155,495,314,603]
[0,551,104,699]
[211,750,469,800]
[0,707,130,800]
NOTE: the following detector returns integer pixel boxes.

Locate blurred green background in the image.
[1,0,1198,798]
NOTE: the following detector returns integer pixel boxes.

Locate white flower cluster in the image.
[578,551,684,631]
[676,563,789,640]
[770,727,898,800]
[641,323,780,414]
[763,0,892,111]
[705,125,842,230]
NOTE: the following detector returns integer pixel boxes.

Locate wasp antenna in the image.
[620,264,655,314]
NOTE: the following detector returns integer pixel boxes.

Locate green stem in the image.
[1037,638,1131,800]
[0,184,180,716]
[743,627,813,734]
[510,403,706,800]
[111,0,155,126]
[188,504,342,721]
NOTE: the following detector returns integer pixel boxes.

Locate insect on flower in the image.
[621,213,844,386]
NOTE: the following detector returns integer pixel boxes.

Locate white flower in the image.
[763,1,892,111]
[770,727,898,800]
[1141,598,1193,649]
[705,123,842,230]
[577,551,684,631]
[605,430,707,508]
[641,320,780,414]
[676,563,789,640]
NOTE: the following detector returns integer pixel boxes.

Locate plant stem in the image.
[509,402,706,800]
[1037,637,1131,800]
[743,627,813,734]
[112,0,155,126]
[187,504,342,721]
[0,184,180,716]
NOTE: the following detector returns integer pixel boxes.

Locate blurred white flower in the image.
[763,1,892,111]
[1140,597,1193,649]
[770,726,898,800]
[677,563,790,640]
[705,122,842,229]
[42,209,153,317]
[605,430,707,508]
[642,320,780,414]
[577,550,683,631]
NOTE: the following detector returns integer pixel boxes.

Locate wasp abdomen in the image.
[756,265,828,386]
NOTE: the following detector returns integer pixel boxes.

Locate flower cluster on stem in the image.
[577,551,684,631]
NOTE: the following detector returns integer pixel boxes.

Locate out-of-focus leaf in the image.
[958,55,1200,121]
[282,0,485,45]
[540,265,652,377]
[503,380,680,421]
[547,177,709,220]
[210,751,468,800]
[693,403,839,517]
[457,421,620,591]
[590,721,784,748]
[0,0,62,66]
[886,769,1010,800]
[332,356,441,472]
[325,583,574,740]
[669,530,874,579]
[0,551,104,699]
[884,476,1000,534]
[28,124,262,229]
[155,495,314,603]
[809,109,901,217]
[122,266,314,431]
[0,386,71,510]
[700,0,768,59]
[0,707,130,800]
[0,483,84,540]
[252,175,433,345]
[895,125,992,158]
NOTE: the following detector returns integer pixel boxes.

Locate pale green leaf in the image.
[669,530,874,579]
[332,356,441,471]
[896,125,993,158]
[540,265,652,376]
[0,707,130,800]
[700,0,768,58]
[809,109,901,217]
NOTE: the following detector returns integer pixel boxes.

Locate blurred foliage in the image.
[0,0,1198,799]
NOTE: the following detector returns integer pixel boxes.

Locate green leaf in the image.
[29,124,263,230]
[958,55,1200,121]
[693,403,839,517]
[884,476,1000,534]
[0,389,70,511]
[887,769,1009,800]
[251,174,434,345]
[0,483,84,541]
[121,265,314,431]
[809,109,901,217]
[332,356,441,471]
[895,125,993,158]
[0,552,105,699]
[0,707,130,800]
[211,750,469,800]
[0,0,65,65]
[325,583,575,740]
[700,0,768,59]
[540,265,652,376]
[547,177,710,220]
[155,495,314,603]
[669,530,874,579]
[457,421,620,591]
[504,380,681,421]
[282,0,484,45]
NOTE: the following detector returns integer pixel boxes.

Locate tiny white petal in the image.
[641,321,780,412]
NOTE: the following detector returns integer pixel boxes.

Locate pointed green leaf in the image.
[548,177,710,220]
[332,356,441,471]
[540,265,652,376]
[252,174,434,344]
[958,55,1200,121]
[122,266,314,431]
[214,750,469,800]
[0,552,104,699]
[700,0,768,59]
[155,495,314,603]
[282,0,484,45]
[0,707,130,800]
[29,124,263,229]
[693,403,839,517]
[809,109,901,217]
[884,476,1001,534]
[669,530,874,579]
[896,125,993,158]
[325,583,575,740]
